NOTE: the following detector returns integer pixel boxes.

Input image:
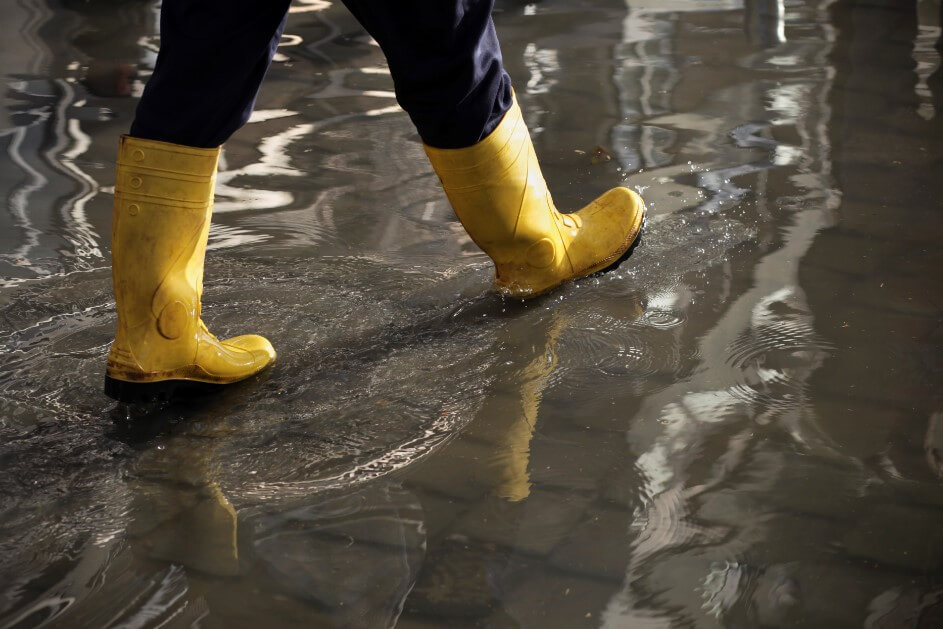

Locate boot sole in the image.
[104,375,227,404]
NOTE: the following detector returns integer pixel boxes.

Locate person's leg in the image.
[342,0,646,297]
[105,0,288,402]
[340,0,512,149]
[130,0,291,147]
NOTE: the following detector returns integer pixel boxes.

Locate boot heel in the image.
[104,376,222,404]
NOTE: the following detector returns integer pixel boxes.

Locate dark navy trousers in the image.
[130,0,513,149]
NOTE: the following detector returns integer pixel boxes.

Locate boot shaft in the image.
[423,98,558,247]
[110,136,220,371]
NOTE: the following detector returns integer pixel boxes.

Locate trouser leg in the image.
[129,0,292,148]
[131,0,509,149]
[340,0,513,149]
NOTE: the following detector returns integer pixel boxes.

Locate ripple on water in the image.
[641,308,686,329]
[0,250,504,621]
[555,311,689,396]
[725,312,834,413]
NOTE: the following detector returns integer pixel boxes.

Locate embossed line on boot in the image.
[560,213,580,231]
[116,164,217,183]
[118,166,215,185]
[110,346,134,359]
[106,343,144,374]
[119,136,219,176]
[116,171,216,203]
[115,191,211,211]
[549,206,578,275]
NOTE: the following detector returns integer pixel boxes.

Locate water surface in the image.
[1,0,942,627]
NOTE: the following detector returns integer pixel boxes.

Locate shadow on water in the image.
[1,0,943,627]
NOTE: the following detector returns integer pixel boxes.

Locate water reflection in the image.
[1,0,943,627]
[119,410,241,578]
[31,300,570,626]
[0,1,157,283]
[745,0,786,47]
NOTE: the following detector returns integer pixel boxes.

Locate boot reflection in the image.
[461,309,569,503]
[497,312,567,502]
[113,402,428,626]
[403,301,647,620]
[483,299,642,502]
[115,407,240,577]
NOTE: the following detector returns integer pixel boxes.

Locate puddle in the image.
[1,0,942,627]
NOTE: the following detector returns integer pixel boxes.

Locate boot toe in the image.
[569,186,645,274]
[222,334,277,367]
[582,186,645,237]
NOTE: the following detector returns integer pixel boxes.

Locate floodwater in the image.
[1,0,942,626]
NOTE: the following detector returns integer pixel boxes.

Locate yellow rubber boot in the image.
[424,96,645,298]
[104,136,275,403]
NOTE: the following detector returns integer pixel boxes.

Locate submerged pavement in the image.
[1,0,942,627]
